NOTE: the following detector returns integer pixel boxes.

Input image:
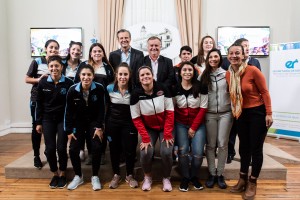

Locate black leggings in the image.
[228,119,237,157]
[69,123,102,176]
[107,122,138,176]
[42,118,68,172]
[30,101,42,157]
[237,105,268,178]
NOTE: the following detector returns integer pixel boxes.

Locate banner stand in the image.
[268,41,300,142]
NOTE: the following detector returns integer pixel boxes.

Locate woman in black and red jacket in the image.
[172,61,208,192]
[130,66,174,192]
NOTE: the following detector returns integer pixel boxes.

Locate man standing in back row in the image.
[144,36,175,90]
[109,29,144,87]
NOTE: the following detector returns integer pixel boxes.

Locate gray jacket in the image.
[207,68,231,113]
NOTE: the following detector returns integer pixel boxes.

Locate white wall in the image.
[0,0,11,134]
[1,0,299,133]
[202,0,298,86]
[4,0,98,133]
[290,0,300,42]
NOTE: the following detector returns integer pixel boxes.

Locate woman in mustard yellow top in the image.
[225,44,273,200]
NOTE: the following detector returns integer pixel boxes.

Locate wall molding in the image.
[0,123,31,137]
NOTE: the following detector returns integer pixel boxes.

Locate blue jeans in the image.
[175,122,206,179]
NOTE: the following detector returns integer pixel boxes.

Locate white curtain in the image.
[123,0,178,28]
[98,0,125,53]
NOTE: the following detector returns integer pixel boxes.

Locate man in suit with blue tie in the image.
[109,29,144,87]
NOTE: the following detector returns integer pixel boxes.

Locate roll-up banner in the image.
[269,41,300,141]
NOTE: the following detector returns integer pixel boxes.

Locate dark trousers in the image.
[69,124,102,176]
[42,118,68,172]
[79,130,92,155]
[228,119,237,157]
[101,132,107,155]
[30,101,42,157]
[107,122,138,176]
[237,105,267,178]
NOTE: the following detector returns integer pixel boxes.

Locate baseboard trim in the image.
[0,127,31,136]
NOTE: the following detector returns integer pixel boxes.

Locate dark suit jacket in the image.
[144,55,175,90]
[221,57,261,71]
[109,47,144,86]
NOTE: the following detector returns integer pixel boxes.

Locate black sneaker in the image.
[49,176,59,189]
[205,175,217,188]
[34,156,43,169]
[190,176,203,190]
[179,177,189,192]
[226,155,234,164]
[57,176,67,189]
[217,175,227,189]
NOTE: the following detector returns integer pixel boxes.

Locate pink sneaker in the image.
[142,176,152,191]
[162,177,172,192]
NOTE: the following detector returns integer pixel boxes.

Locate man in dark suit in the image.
[109,29,144,86]
[143,36,175,90]
[221,38,261,164]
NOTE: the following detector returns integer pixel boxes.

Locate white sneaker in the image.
[91,176,101,191]
[79,150,85,161]
[67,175,84,190]
[142,176,152,191]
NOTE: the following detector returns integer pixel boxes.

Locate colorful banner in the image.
[269,41,300,140]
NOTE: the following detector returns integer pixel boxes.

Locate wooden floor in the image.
[1,133,300,199]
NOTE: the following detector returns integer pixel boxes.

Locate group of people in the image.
[25,28,273,200]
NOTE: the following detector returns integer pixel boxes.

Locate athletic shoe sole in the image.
[179,187,188,192]
[68,181,83,190]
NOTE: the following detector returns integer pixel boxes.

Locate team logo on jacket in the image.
[91,95,98,102]
[60,88,67,95]
[156,90,164,96]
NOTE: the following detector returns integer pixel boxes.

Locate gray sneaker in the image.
[91,176,101,191]
[67,175,84,190]
[126,175,138,188]
[109,174,121,189]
